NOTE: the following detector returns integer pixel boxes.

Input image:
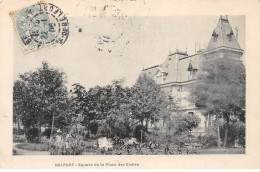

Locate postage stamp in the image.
[10,1,69,53]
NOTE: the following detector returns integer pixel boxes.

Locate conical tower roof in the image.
[207,16,242,51]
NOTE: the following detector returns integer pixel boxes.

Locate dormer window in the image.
[187,60,198,80]
[155,68,167,84]
[212,29,219,42]
[226,29,233,41]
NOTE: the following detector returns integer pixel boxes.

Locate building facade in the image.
[141,16,244,135]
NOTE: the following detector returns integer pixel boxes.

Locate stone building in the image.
[141,16,244,135]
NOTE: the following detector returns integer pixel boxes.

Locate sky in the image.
[14,15,245,90]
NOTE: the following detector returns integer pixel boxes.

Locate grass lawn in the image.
[15,142,49,151]
[197,147,245,154]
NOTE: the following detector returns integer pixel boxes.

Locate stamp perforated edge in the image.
[9,0,57,54]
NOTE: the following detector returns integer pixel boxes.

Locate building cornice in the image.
[160,79,201,88]
[179,46,244,60]
[142,65,159,71]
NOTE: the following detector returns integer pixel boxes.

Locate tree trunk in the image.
[189,130,191,143]
[223,116,230,148]
[166,115,171,147]
[145,118,149,130]
[17,116,20,131]
[140,130,143,144]
[208,114,212,127]
[154,117,157,128]
[50,113,55,139]
[88,128,92,138]
[204,116,208,133]
[217,123,221,148]
[39,123,42,142]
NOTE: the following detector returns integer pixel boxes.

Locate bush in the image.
[134,125,147,143]
[220,121,245,147]
[13,128,25,135]
[88,121,99,135]
[13,134,27,143]
[49,125,85,155]
[13,149,17,155]
[97,117,134,139]
[174,114,201,135]
[25,128,40,143]
[201,135,218,148]
[49,134,85,155]
[42,128,52,138]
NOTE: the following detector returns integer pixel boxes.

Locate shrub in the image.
[13,134,27,143]
[88,121,99,135]
[220,121,245,147]
[25,128,40,143]
[49,125,86,155]
[146,128,168,146]
[174,114,201,135]
[201,135,218,148]
[13,128,25,135]
[13,149,17,155]
[49,134,85,155]
[42,128,52,138]
[97,117,134,139]
[134,125,147,143]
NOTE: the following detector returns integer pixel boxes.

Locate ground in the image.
[13,141,245,155]
[197,147,245,154]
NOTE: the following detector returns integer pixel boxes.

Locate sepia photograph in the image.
[12,5,245,156]
[2,0,260,169]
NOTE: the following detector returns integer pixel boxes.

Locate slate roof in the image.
[141,65,160,78]
[141,16,243,85]
[207,16,242,51]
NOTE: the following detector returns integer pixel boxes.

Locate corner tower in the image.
[204,16,244,61]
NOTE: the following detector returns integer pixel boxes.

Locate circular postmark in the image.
[44,3,69,45]
[30,11,56,45]
[29,2,69,46]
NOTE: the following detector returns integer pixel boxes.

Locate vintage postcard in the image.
[0,0,260,169]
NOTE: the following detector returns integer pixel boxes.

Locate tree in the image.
[70,79,134,139]
[13,61,69,141]
[174,113,201,135]
[189,58,245,147]
[130,74,173,131]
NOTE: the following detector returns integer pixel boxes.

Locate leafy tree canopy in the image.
[13,61,69,131]
[130,74,174,129]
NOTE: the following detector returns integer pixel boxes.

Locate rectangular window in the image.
[191,70,197,79]
[177,85,182,92]
[188,112,194,116]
